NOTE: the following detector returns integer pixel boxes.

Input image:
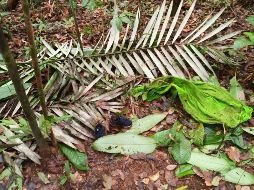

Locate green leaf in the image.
[120,16,132,25]
[0,83,31,101]
[59,143,89,171]
[92,133,156,155]
[175,164,195,178]
[244,32,254,42]
[228,135,246,149]
[37,172,50,184]
[189,123,204,146]
[223,168,254,185]
[242,127,254,135]
[247,15,254,27]
[116,18,122,31]
[230,76,245,101]
[153,129,172,147]
[16,176,23,190]
[171,132,191,164]
[187,151,233,172]
[233,37,254,50]
[0,167,11,180]
[59,175,68,185]
[204,127,223,145]
[126,113,166,134]
[82,0,102,11]
[64,162,71,174]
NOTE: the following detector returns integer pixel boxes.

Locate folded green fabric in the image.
[131,77,253,128]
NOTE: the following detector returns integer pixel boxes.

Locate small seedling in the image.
[59,161,76,185]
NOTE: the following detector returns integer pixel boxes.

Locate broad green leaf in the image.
[59,143,89,171]
[242,127,254,135]
[132,77,253,128]
[153,129,172,147]
[230,76,245,101]
[233,37,254,50]
[37,172,50,184]
[247,15,254,27]
[171,132,191,164]
[227,135,246,149]
[92,133,156,155]
[187,151,232,172]
[175,164,195,178]
[126,113,166,134]
[189,123,204,146]
[0,83,31,101]
[223,168,254,185]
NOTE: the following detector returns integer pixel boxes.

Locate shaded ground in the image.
[1,0,254,189]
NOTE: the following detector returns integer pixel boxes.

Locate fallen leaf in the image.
[240,152,250,161]
[149,172,160,182]
[235,185,241,190]
[37,172,50,184]
[165,170,177,187]
[142,178,150,185]
[103,175,112,190]
[176,186,188,190]
[211,176,221,186]
[111,169,125,180]
[226,146,241,162]
[193,167,213,186]
[241,186,251,190]
[166,165,177,171]
[166,114,178,125]
[75,143,86,153]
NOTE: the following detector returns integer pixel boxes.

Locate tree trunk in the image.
[69,0,84,55]
[21,0,48,119]
[21,0,57,146]
[7,0,19,10]
[0,25,49,155]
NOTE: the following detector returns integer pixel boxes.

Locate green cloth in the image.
[131,77,253,128]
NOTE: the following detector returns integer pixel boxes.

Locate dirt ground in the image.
[1,0,254,189]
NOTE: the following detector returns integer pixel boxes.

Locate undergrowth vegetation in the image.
[0,0,254,189]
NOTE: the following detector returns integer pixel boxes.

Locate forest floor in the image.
[1,0,254,189]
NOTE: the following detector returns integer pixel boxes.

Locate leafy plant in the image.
[0,0,242,148]
[63,17,74,28]
[153,129,172,147]
[171,132,192,164]
[32,19,47,33]
[83,26,93,36]
[233,15,254,50]
[188,123,204,146]
[175,164,195,178]
[82,0,104,11]
[59,143,89,171]
[59,161,77,185]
